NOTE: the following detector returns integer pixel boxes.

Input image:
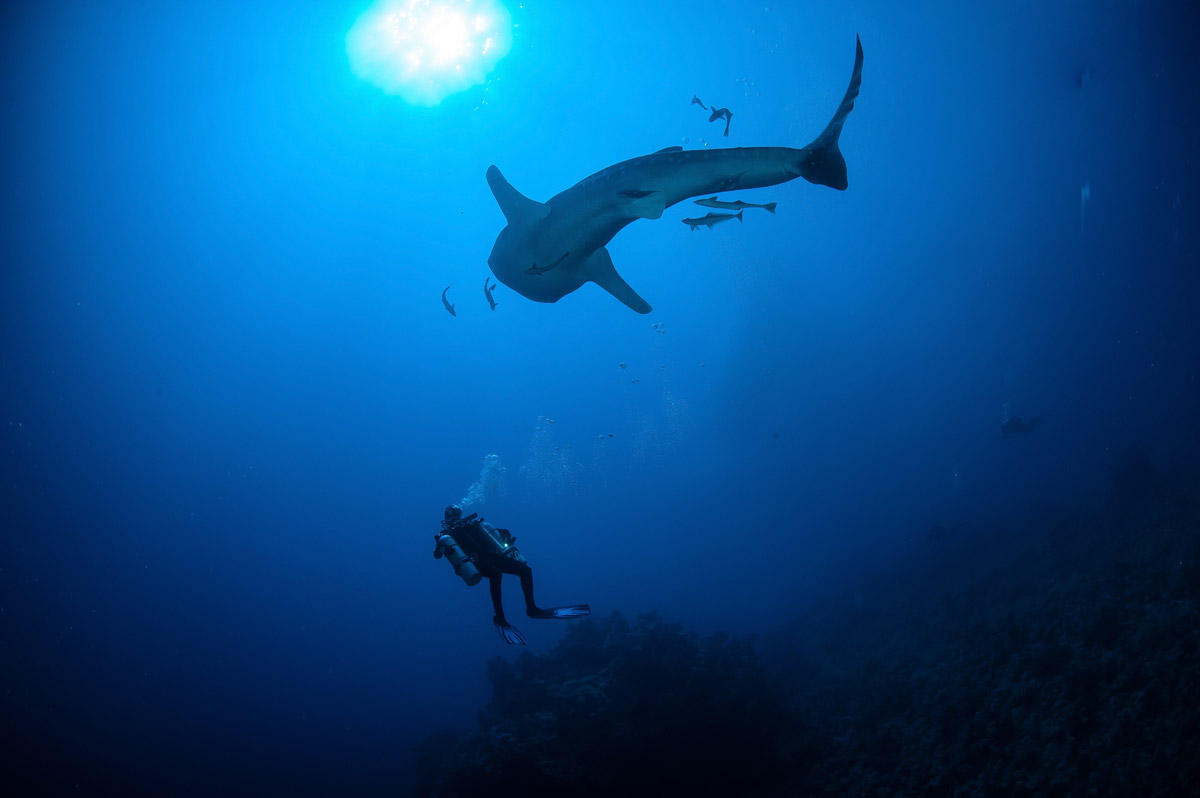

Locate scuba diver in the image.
[434,505,589,645]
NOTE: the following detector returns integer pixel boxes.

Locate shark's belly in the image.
[488,218,605,302]
[493,146,803,304]
[657,148,800,202]
[566,147,802,210]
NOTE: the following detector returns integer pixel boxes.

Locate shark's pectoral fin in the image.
[584,248,652,314]
[618,189,667,220]
[487,165,550,224]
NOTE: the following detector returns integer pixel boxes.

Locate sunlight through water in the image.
[346,0,513,106]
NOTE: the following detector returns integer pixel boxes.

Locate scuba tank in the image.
[436,530,482,586]
[479,521,526,564]
[437,512,524,587]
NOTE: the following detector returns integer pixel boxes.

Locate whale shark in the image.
[486,36,863,314]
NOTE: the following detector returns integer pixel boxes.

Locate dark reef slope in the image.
[415,611,789,797]
[417,456,1200,797]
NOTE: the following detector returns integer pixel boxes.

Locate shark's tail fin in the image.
[795,35,863,191]
[736,210,743,222]
[764,202,777,214]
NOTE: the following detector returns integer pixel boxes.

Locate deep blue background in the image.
[2,1,1197,794]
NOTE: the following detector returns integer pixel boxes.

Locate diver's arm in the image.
[433,534,444,559]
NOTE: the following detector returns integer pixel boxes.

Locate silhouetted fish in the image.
[525,251,569,275]
[708,106,732,136]
[681,210,742,231]
[694,196,777,213]
[483,277,498,310]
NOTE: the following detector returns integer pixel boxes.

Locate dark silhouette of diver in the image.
[1001,415,1043,439]
[434,505,589,645]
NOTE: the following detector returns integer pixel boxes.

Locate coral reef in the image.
[414,612,787,797]
[417,458,1200,796]
[766,457,1200,797]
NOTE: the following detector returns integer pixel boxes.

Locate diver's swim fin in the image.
[528,604,591,620]
[494,620,526,645]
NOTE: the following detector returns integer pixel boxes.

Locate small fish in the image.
[483,277,498,310]
[681,210,743,231]
[526,251,570,275]
[441,283,456,316]
[708,106,732,137]
[694,196,777,214]
[690,93,707,110]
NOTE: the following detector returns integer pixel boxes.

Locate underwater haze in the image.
[3,1,1199,795]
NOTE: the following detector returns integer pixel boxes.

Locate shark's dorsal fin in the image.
[583,247,652,314]
[654,146,683,154]
[486,165,550,225]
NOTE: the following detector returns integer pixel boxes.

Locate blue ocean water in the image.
[2,1,1198,794]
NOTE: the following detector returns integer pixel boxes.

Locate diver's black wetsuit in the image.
[437,513,539,624]
[482,556,536,624]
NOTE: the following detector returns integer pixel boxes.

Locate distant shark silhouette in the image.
[486,36,863,314]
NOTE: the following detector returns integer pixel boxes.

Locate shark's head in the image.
[485,165,588,304]
[487,223,585,303]
[484,164,652,313]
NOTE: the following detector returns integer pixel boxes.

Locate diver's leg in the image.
[514,562,538,614]
[487,573,526,644]
[488,574,506,625]
[496,559,539,614]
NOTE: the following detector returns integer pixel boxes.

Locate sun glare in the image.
[346,0,513,106]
